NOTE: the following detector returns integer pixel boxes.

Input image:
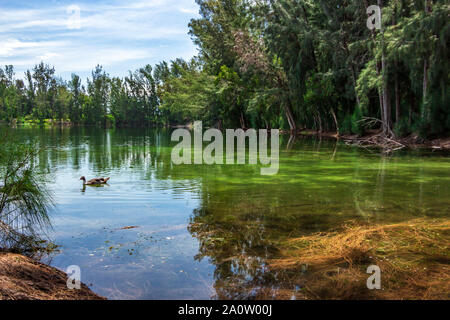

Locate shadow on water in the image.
[81,184,110,193]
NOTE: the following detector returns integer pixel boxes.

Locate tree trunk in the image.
[378,0,393,137]
[382,66,392,135]
[423,57,429,119]
[342,38,361,109]
[350,65,361,108]
[378,86,385,133]
[395,63,400,124]
[365,0,388,135]
[277,75,297,131]
[330,108,339,135]
[283,104,296,131]
[393,3,400,125]
[422,0,431,121]
[240,111,245,129]
[317,112,323,133]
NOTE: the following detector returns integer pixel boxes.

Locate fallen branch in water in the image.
[343,133,407,152]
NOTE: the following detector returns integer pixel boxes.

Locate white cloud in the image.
[0,39,67,57]
[38,52,61,62]
[0,0,200,79]
[179,8,198,14]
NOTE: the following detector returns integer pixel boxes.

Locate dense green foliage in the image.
[184,0,449,137]
[0,63,161,127]
[0,0,448,137]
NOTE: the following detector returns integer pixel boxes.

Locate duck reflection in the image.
[81,183,110,193]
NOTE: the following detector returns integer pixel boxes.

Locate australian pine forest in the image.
[0,0,449,142]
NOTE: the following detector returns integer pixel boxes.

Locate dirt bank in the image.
[0,252,105,300]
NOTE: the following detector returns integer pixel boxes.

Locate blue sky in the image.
[0,0,200,80]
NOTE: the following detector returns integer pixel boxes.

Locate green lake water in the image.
[5,127,450,299]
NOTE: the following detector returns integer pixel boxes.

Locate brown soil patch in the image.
[0,252,105,300]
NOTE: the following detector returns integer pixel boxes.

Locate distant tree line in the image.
[0,63,162,127]
[0,0,448,138]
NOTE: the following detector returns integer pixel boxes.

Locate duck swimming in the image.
[80,176,110,185]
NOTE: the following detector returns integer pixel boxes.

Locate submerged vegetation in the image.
[0,0,449,139]
[270,218,449,300]
[190,214,450,299]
